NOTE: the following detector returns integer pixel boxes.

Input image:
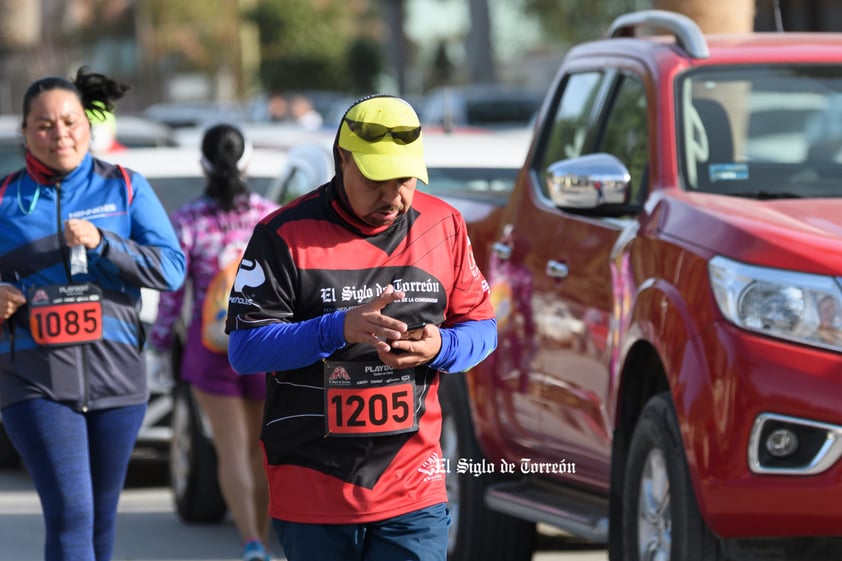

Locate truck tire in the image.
[169,382,227,523]
[622,392,721,561]
[439,374,535,561]
[0,421,20,469]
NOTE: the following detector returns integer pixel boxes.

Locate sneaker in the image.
[242,540,270,561]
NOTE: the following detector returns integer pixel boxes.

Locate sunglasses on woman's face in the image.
[344,118,422,145]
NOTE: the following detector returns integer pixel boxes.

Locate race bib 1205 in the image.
[323,360,419,437]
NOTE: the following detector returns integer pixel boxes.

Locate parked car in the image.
[112,115,180,149]
[419,85,544,131]
[249,89,348,126]
[107,145,287,521]
[0,114,178,178]
[442,9,842,561]
[174,121,335,151]
[142,101,251,130]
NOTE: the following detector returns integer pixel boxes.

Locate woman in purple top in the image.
[149,124,278,561]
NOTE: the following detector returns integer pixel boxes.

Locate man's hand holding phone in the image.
[401,322,427,341]
[380,321,441,368]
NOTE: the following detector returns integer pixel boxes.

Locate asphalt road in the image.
[0,461,609,561]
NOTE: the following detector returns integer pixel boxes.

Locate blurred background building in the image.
[0,0,837,116]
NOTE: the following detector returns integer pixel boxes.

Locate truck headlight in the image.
[709,255,842,351]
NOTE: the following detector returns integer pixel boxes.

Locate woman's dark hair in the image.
[201,123,250,211]
[21,66,130,128]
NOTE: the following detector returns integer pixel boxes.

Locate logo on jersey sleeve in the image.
[233,258,265,292]
[230,258,266,305]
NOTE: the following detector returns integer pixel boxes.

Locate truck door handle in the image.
[492,242,512,261]
[545,260,569,279]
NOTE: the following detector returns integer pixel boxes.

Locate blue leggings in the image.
[273,503,451,561]
[2,398,146,561]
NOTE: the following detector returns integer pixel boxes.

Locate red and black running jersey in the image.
[226,178,494,523]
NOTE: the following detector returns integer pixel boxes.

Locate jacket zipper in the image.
[55,181,90,412]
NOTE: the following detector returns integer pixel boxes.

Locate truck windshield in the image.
[678,65,842,198]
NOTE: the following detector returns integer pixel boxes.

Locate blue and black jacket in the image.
[0,153,186,411]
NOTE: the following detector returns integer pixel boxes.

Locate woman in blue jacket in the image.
[0,67,186,561]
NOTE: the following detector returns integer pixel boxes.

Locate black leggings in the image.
[2,398,146,561]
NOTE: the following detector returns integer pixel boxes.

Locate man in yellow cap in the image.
[225,94,497,561]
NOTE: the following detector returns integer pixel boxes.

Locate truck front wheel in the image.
[439,374,535,561]
[621,392,721,561]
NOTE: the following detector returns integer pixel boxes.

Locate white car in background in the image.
[112,141,342,525]
[107,145,288,522]
[0,113,178,178]
[420,85,544,130]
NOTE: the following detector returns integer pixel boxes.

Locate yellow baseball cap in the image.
[338,96,428,184]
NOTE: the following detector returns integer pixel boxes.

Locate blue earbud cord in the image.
[16,174,40,215]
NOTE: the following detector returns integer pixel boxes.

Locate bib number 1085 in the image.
[31,304,101,345]
[28,283,103,346]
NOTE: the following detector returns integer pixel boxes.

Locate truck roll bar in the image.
[607,9,710,59]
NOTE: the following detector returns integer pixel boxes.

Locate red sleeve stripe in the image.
[0,171,19,206]
[118,165,133,204]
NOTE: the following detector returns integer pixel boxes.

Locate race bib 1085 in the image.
[28,283,103,346]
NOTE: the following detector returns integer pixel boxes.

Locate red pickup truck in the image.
[442,10,842,561]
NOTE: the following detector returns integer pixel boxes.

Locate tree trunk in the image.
[0,0,40,49]
[655,0,756,160]
[467,0,496,84]
[654,0,755,33]
[0,0,42,114]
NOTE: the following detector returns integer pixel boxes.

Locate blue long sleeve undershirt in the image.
[228,311,497,375]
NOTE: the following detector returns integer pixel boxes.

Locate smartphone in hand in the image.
[389,321,426,354]
[402,322,426,341]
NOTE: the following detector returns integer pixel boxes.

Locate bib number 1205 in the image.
[323,361,418,437]
[328,386,413,434]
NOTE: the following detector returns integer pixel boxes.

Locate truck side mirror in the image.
[545,153,630,209]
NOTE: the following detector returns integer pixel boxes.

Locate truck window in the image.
[538,71,605,199]
[597,74,648,206]
[678,65,842,198]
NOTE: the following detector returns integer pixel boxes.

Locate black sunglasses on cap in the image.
[344,118,422,145]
